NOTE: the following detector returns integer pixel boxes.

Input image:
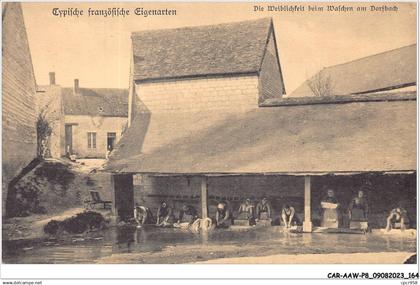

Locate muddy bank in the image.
[3,158,113,241]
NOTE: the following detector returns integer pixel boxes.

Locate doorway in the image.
[113,174,134,221]
[107,132,116,151]
[65,124,73,155]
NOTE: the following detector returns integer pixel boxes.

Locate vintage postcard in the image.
[1,0,418,281]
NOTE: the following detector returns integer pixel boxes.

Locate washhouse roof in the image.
[105,92,416,175]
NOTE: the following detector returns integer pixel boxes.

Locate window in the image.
[87,132,97,149]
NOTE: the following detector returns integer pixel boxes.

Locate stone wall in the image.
[135,75,260,114]
[2,3,37,215]
[133,175,304,223]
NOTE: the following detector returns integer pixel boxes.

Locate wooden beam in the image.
[200,176,209,219]
[104,170,416,177]
[110,174,117,215]
[303,176,313,232]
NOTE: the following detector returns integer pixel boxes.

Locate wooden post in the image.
[201,176,208,219]
[303,176,313,232]
[110,174,117,215]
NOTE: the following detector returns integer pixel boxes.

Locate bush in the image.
[44,211,105,235]
[44,220,61,235]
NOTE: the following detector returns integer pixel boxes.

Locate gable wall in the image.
[259,31,284,101]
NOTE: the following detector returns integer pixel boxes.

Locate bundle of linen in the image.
[191,218,213,232]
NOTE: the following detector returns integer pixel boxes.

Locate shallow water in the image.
[3,226,416,263]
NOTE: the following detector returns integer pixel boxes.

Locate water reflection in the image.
[200,230,209,244]
[3,225,417,264]
[115,226,136,252]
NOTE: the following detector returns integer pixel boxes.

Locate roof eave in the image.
[133,71,259,84]
[350,82,417,95]
[260,90,416,107]
[102,169,416,176]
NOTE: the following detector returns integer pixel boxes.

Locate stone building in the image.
[105,18,415,230]
[36,75,128,159]
[127,17,285,123]
[108,18,286,218]
[2,3,38,216]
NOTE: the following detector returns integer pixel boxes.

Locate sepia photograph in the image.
[1,0,418,281]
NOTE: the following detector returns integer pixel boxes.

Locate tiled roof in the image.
[131,18,273,81]
[291,44,417,97]
[105,93,416,174]
[62,88,128,117]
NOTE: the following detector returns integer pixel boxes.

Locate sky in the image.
[21,2,416,94]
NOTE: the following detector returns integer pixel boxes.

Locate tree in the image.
[36,101,57,159]
[307,70,335,97]
[36,109,52,158]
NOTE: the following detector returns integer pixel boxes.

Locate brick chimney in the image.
[49,72,56,85]
[74,79,79,93]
